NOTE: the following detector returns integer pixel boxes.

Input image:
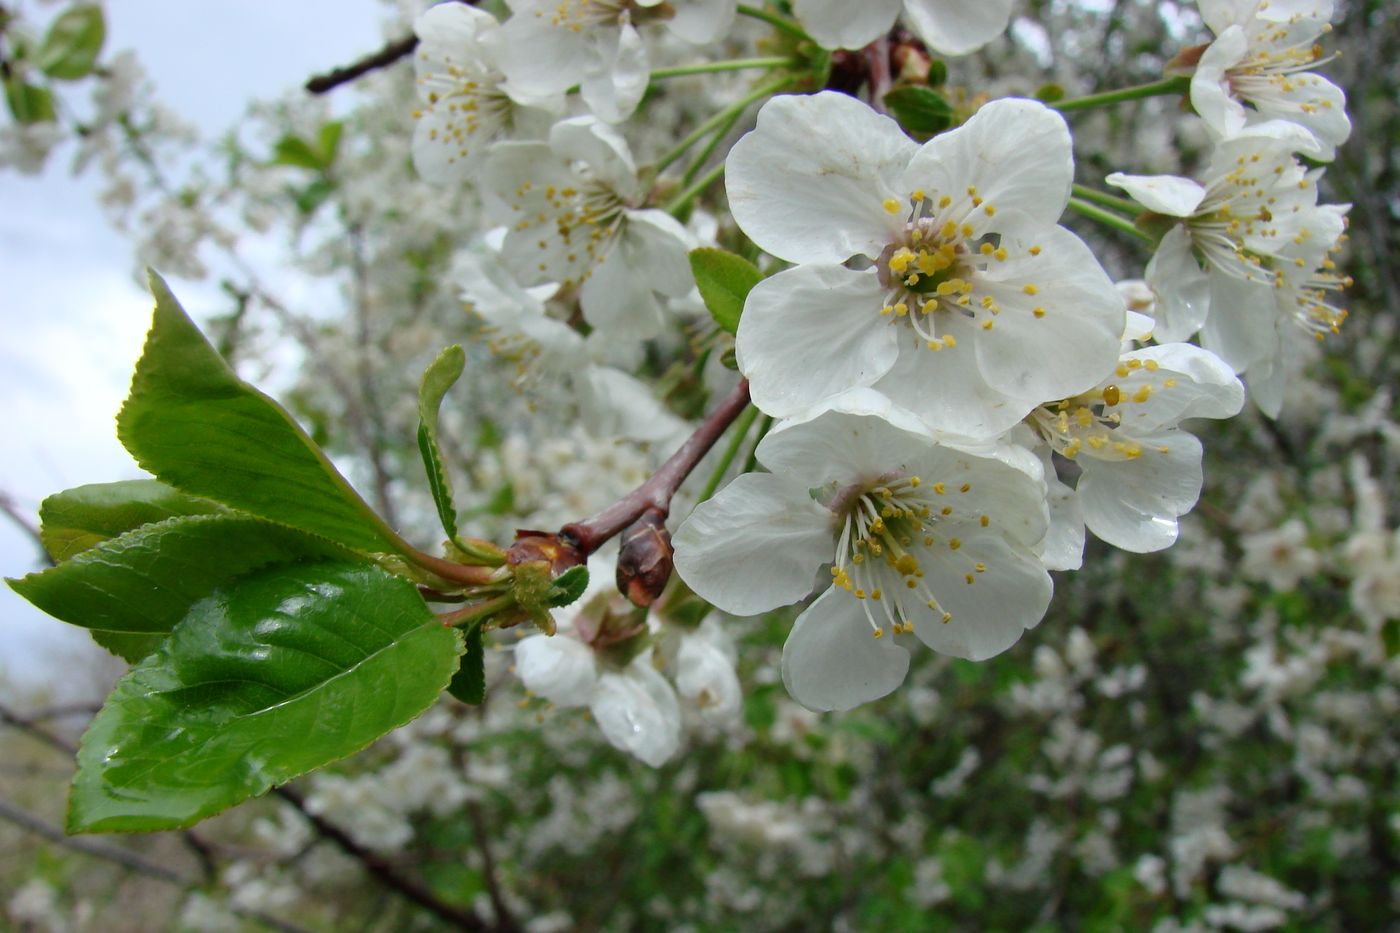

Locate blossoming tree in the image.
[3,0,1396,928]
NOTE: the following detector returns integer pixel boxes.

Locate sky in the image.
[0,0,390,696]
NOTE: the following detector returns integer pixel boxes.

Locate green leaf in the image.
[316,121,344,164]
[68,562,462,833]
[293,177,336,216]
[883,85,954,135]
[9,514,355,659]
[37,480,224,563]
[36,4,105,80]
[417,345,466,543]
[447,623,485,705]
[546,565,589,608]
[1034,82,1066,104]
[117,271,406,555]
[925,60,948,87]
[271,135,324,171]
[688,248,763,335]
[3,78,56,124]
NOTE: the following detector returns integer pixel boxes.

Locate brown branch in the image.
[306,34,419,95]
[560,378,751,557]
[274,787,492,931]
[0,798,310,933]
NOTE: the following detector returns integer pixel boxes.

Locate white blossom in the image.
[727,92,1123,438]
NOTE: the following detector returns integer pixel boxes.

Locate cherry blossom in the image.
[792,0,1013,55]
[726,92,1123,439]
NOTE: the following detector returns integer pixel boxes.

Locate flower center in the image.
[1028,358,1174,461]
[827,474,989,638]
[873,188,1042,351]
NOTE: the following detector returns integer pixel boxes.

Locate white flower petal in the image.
[668,0,738,43]
[591,662,682,767]
[913,527,1051,661]
[970,225,1124,403]
[579,21,649,123]
[1078,432,1204,552]
[903,99,1072,234]
[781,587,911,712]
[1199,270,1277,372]
[736,265,899,418]
[673,472,834,616]
[756,390,936,488]
[726,92,916,264]
[1105,172,1207,218]
[1145,225,1212,343]
[515,634,598,707]
[792,0,901,49]
[676,627,743,725]
[902,0,1013,55]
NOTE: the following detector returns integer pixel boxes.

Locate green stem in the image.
[1067,197,1153,243]
[743,415,773,474]
[697,404,760,503]
[682,105,747,187]
[1050,75,1190,113]
[1071,183,1142,216]
[652,75,793,177]
[438,595,515,628]
[666,161,726,216]
[736,3,811,41]
[650,57,797,80]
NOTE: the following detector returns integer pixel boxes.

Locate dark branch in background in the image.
[0,798,311,933]
[305,34,418,94]
[560,379,751,557]
[0,490,51,567]
[274,788,493,932]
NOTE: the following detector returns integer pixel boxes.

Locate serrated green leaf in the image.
[87,630,167,666]
[447,623,485,705]
[883,85,954,135]
[4,78,56,124]
[546,565,589,608]
[688,248,763,335]
[68,562,461,833]
[9,514,355,658]
[417,345,466,543]
[38,480,224,563]
[117,271,407,555]
[36,4,104,80]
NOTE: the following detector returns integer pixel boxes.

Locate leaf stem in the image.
[1050,75,1190,112]
[652,74,793,177]
[697,403,760,503]
[666,161,726,216]
[650,57,797,80]
[1071,183,1142,216]
[1067,197,1154,243]
[736,3,811,40]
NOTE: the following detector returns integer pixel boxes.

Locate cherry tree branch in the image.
[560,379,751,557]
[305,34,418,94]
[274,788,494,932]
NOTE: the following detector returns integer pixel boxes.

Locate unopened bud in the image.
[616,510,673,608]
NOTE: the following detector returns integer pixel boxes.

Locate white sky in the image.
[0,0,389,696]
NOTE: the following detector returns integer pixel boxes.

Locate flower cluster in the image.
[393,0,1354,723]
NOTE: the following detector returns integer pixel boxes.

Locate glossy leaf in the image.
[417,345,466,543]
[883,85,954,135]
[117,271,406,555]
[10,514,355,654]
[36,4,105,80]
[447,623,485,705]
[68,562,462,833]
[689,248,763,335]
[38,479,224,563]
